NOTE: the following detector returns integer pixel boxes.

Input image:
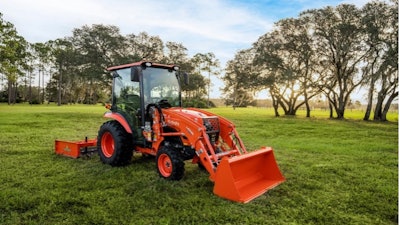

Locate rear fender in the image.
[103,112,132,133]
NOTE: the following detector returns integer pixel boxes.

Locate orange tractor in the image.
[55,61,284,203]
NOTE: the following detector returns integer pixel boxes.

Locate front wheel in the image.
[156,146,184,180]
[97,120,133,166]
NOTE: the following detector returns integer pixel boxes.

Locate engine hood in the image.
[162,108,219,130]
[165,108,216,119]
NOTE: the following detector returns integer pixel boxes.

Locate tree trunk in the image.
[336,108,344,119]
[363,79,375,121]
[381,91,398,121]
[373,92,385,121]
[58,65,62,106]
[336,97,346,119]
[273,104,280,117]
[28,83,32,104]
[42,72,45,104]
[305,100,311,118]
[271,93,280,117]
[7,80,12,105]
[14,81,18,104]
[278,98,289,115]
[329,102,333,118]
[38,70,41,104]
[285,107,297,116]
[7,80,16,105]
[285,99,297,116]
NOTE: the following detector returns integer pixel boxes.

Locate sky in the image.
[2,0,371,99]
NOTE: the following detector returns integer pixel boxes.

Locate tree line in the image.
[0,18,219,107]
[1,0,398,121]
[222,1,398,121]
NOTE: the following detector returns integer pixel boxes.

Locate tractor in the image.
[55,61,285,203]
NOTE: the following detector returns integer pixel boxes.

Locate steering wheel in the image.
[158,99,171,108]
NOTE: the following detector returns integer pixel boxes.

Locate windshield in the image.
[142,67,180,107]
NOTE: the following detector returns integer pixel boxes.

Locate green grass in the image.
[0,104,398,224]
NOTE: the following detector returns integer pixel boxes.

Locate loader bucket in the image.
[213,147,284,203]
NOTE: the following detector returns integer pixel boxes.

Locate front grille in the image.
[203,117,219,144]
[203,117,219,132]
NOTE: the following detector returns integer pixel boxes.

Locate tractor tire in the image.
[156,146,185,180]
[97,120,133,166]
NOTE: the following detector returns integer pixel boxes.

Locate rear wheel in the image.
[97,120,133,166]
[156,146,184,180]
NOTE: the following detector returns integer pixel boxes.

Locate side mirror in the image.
[183,72,189,85]
[112,72,119,78]
[131,66,141,82]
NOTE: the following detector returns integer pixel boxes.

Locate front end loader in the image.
[55,61,284,203]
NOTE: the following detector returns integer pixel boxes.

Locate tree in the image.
[46,38,79,105]
[222,49,257,108]
[72,24,126,104]
[125,32,164,62]
[361,1,398,121]
[22,46,34,103]
[302,4,366,119]
[192,53,220,106]
[181,72,208,107]
[253,17,318,116]
[30,42,52,103]
[164,42,207,107]
[164,41,188,64]
[0,18,216,107]
[0,13,28,104]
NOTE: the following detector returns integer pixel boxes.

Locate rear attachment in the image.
[55,137,97,158]
[213,147,285,203]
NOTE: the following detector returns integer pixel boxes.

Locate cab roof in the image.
[106,61,176,71]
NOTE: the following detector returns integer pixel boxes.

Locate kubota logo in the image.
[168,120,180,127]
[63,145,71,152]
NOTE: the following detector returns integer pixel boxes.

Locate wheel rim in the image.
[101,131,114,158]
[158,153,172,177]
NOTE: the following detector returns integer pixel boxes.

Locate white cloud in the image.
[2,0,273,63]
[3,0,270,44]
[2,0,371,98]
[2,0,275,98]
[106,0,273,44]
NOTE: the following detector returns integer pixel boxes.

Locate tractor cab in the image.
[106,61,184,144]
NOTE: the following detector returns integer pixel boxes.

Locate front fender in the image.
[103,112,132,133]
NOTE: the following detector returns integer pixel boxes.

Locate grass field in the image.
[0,104,398,224]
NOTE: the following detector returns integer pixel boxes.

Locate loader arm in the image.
[161,108,285,203]
[162,108,221,179]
